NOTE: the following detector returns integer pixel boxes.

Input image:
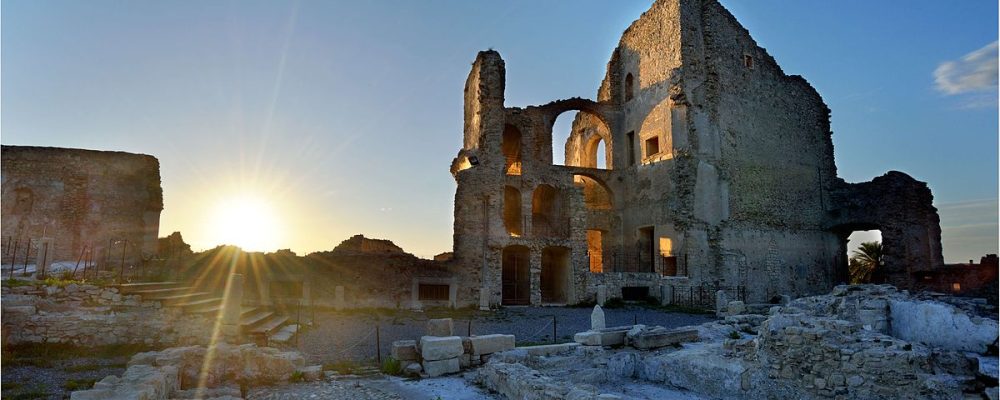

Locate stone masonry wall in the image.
[1,146,163,265]
[2,283,210,346]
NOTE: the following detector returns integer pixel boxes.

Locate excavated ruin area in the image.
[473,285,999,400]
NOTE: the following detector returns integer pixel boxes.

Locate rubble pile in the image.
[472,285,999,399]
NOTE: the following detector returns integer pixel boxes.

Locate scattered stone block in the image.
[727,301,746,315]
[423,357,460,377]
[631,328,698,350]
[591,305,606,330]
[427,318,454,337]
[420,336,463,361]
[403,362,422,377]
[297,365,323,381]
[520,342,581,356]
[469,334,515,355]
[391,340,419,362]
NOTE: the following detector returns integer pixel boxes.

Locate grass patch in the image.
[62,378,97,391]
[9,388,50,400]
[380,356,402,376]
[288,370,305,383]
[1,382,23,391]
[602,298,625,309]
[4,343,155,362]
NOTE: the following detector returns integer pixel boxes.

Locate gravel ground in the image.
[248,376,498,400]
[282,305,716,365]
[1,356,128,400]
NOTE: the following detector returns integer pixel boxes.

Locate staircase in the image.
[118,282,300,345]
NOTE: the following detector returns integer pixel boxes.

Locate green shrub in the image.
[728,330,741,339]
[380,356,402,375]
[288,371,305,383]
[323,359,357,375]
[63,379,97,391]
[603,298,625,309]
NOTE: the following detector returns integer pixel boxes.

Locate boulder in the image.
[469,334,515,355]
[427,318,453,337]
[423,357,460,377]
[420,336,463,361]
[890,299,999,353]
[403,362,422,377]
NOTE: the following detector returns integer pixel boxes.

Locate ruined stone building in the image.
[448,0,943,308]
[1,146,163,266]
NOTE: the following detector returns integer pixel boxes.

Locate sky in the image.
[2,0,997,262]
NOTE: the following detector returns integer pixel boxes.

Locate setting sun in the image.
[207,195,283,252]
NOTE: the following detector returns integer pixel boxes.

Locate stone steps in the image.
[155,291,215,305]
[123,281,297,344]
[175,296,224,311]
[268,324,299,344]
[248,314,289,335]
[117,281,183,293]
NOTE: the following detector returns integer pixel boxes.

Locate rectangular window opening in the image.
[627,131,636,165]
[743,54,754,69]
[644,137,660,158]
[418,284,450,301]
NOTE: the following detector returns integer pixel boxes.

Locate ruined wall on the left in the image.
[1,146,163,264]
[1,283,210,346]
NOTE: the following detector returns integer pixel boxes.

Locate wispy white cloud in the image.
[934,41,998,95]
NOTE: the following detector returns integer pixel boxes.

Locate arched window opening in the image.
[553,110,612,169]
[583,135,611,170]
[502,125,522,175]
[551,111,580,166]
[503,186,522,236]
[501,245,530,305]
[573,175,612,210]
[846,230,883,284]
[625,73,635,101]
[532,185,566,237]
[541,246,570,304]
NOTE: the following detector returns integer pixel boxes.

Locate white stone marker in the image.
[591,305,606,331]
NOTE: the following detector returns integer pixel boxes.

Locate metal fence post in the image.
[552,315,557,344]
[375,323,382,366]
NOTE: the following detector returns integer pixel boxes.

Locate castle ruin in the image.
[449,0,944,308]
[1,146,163,267]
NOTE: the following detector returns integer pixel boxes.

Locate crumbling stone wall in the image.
[448,0,945,308]
[2,283,210,346]
[1,146,163,265]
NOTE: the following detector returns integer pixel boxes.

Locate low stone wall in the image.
[2,283,211,346]
[71,343,307,400]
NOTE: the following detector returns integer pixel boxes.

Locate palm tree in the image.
[849,241,883,284]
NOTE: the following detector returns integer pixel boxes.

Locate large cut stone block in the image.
[423,357,460,377]
[520,342,582,357]
[391,340,419,362]
[420,336,463,361]
[469,334,515,355]
[631,329,699,350]
[427,318,453,337]
[575,331,602,346]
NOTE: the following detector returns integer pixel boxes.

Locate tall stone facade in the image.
[1,146,163,265]
[449,0,943,308]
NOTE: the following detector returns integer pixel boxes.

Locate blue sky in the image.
[2,0,997,262]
